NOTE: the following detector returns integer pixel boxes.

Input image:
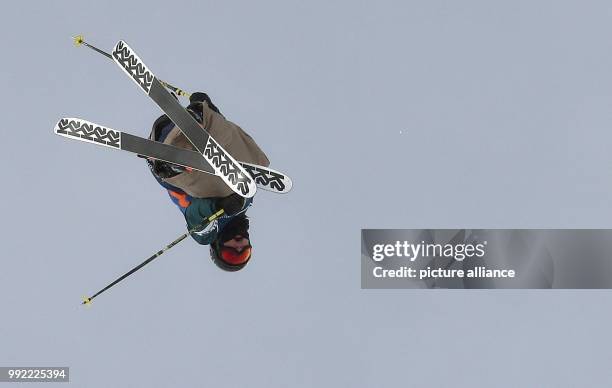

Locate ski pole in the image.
[72,35,191,98]
[81,209,225,306]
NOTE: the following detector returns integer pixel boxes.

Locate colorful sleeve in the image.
[166,188,193,214]
[184,197,217,230]
[150,172,193,214]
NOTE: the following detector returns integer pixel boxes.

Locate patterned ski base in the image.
[54,118,292,194]
[54,118,120,148]
[240,162,292,194]
[111,40,256,198]
[112,41,153,93]
[203,136,258,196]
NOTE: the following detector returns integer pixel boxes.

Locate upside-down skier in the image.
[57,38,293,304]
[147,92,270,271]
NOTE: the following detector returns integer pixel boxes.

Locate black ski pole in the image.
[81,209,225,305]
[72,35,191,98]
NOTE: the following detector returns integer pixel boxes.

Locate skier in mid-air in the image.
[147,92,270,271]
[55,38,293,303]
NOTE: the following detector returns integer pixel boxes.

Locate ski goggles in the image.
[219,246,252,266]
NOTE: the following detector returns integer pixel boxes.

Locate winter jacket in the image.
[151,173,253,245]
[152,100,269,198]
[148,99,266,244]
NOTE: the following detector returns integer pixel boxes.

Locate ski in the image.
[239,162,292,194]
[54,118,292,194]
[111,40,256,198]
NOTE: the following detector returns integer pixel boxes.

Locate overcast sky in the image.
[2,0,612,386]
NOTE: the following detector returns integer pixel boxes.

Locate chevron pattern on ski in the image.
[111,40,256,198]
[55,118,121,148]
[240,163,292,193]
[112,41,154,93]
[54,118,292,194]
[203,137,253,196]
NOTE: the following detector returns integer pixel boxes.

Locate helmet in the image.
[210,216,252,272]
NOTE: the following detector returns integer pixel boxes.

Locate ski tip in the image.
[81,296,93,307]
[72,35,85,46]
[53,117,78,135]
[280,175,293,194]
[53,118,67,135]
[111,40,154,94]
[112,40,132,57]
[244,185,257,199]
[112,39,124,51]
[240,162,293,194]
[267,172,292,194]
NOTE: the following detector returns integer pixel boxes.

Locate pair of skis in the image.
[55,40,292,195]
[63,39,292,305]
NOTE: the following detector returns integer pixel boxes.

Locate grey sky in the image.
[2,0,612,386]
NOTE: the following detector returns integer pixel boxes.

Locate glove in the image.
[215,193,245,216]
[149,159,186,178]
[189,91,222,114]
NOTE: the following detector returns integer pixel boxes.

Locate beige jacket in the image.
[157,102,269,198]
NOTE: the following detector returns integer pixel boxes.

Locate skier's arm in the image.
[185,194,246,229]
[184,195,252,245]
[185,198,217,231]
